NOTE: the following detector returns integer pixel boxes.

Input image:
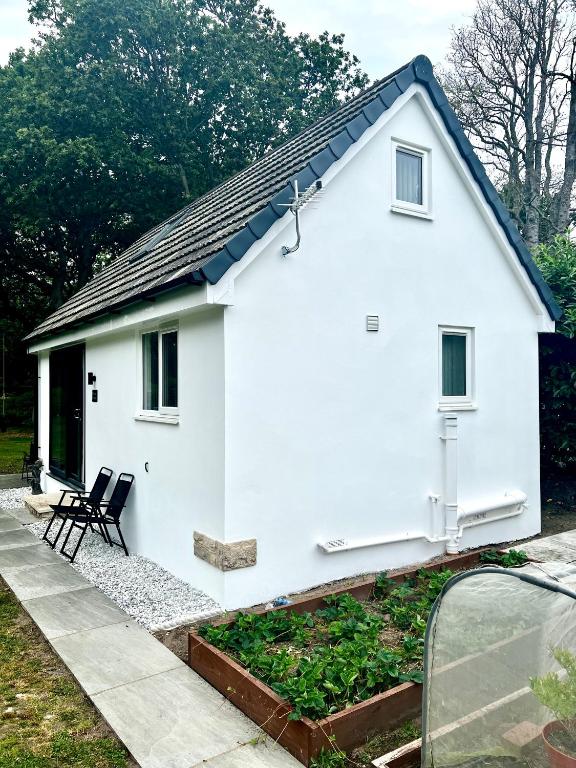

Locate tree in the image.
[442,0,576,246]
[443,1,576,477]
[533,236,576,474]
[0,0,367,324]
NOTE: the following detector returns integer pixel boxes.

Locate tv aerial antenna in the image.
[280,179,323,256]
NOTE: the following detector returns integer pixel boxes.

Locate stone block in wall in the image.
[194,531,257,571]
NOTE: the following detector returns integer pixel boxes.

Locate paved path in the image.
[0,508,300,768]
[512,529,576,566]
[504,532,576,591]
[0,473,28,489]
[11,507,576,768]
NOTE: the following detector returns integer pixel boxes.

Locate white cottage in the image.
[27,56,560,609]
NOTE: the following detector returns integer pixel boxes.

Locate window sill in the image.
[46,472,85,491]
[390,204,433,220]
[134,413,179,425]
[438,403,478,412]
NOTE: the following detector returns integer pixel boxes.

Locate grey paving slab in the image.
[517,561,576,580]
[0,518,309,768]
[52,620,185,695]
[2,562,89,600]
[0,473,27,490]
[92,666,260,768]
[516,561,576,591]
[23,587,129,640]
[0,514,23,532]
[512,530,576,563]
[0,528,42,550]
[7,506,39,525]
[195,741,302,768]
[0,543,62,572]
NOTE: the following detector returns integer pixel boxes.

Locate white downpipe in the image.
[317,413,527,556]
[442,414,460,554]
[442,412,528,553]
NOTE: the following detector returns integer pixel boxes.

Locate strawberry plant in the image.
[480,548,528,567]
[199,566,457,720]
[310,741,347,767]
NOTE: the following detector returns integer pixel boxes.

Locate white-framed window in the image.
[391,139,431,218]
[438,326,475,410]
[139,326,179,420]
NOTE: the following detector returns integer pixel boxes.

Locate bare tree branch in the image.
[442,0,576,245]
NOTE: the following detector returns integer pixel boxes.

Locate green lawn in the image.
[0,579,133,768]
[0,431,32,474]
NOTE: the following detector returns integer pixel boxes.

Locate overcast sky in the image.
[0,0,477,75]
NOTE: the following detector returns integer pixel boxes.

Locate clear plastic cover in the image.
[422,568,576,768]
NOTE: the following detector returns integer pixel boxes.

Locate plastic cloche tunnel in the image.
[421,567,576,768]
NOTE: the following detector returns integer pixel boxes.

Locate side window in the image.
[392,140,430,217]
[142,331,159,410]
[161,331,178,408]
[141,328,178,414]
[439,327,475,408]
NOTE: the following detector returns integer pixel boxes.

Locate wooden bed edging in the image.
[206,548,492,628]
[188,631,421,765]
[188,549,490,765]
[372,738,422,768]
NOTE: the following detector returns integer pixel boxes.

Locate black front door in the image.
[49,345,84,484]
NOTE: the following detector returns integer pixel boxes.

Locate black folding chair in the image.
[42,466,113,550]
[60,472,134,563]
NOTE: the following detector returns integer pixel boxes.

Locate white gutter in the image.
[442,413,527,552]
[318,413,527,556]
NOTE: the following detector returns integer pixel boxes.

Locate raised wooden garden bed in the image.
[188,549,491,765]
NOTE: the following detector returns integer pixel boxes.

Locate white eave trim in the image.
[28,82,556,354]
[214,84,555,330]
[27,283,216,353]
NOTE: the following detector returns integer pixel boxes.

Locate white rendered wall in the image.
[34,87,549,611]
[219,90,545,608]
[40,307,227,605]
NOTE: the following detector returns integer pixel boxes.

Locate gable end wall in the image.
[219,90,544,609]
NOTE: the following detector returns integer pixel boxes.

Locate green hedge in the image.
[533,236,576,476]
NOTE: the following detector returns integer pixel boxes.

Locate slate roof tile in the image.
[27,54,560,341]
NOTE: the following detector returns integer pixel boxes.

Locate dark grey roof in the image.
[27,54,561,342]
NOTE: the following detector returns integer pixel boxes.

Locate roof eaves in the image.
[193,53,560,322]
[27,53,561,342]
[24,270,205,344]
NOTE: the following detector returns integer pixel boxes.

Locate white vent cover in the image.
[318,539,349,553]
[366,315,379,332]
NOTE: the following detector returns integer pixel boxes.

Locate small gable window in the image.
[141,327,178,418]
[392,140,430,218]
[439,326,475,410]
[396,149,422,205]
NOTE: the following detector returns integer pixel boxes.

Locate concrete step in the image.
[24,492,74,519]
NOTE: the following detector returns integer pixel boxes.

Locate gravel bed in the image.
[0,487,221,631]
[0,486,31,508]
